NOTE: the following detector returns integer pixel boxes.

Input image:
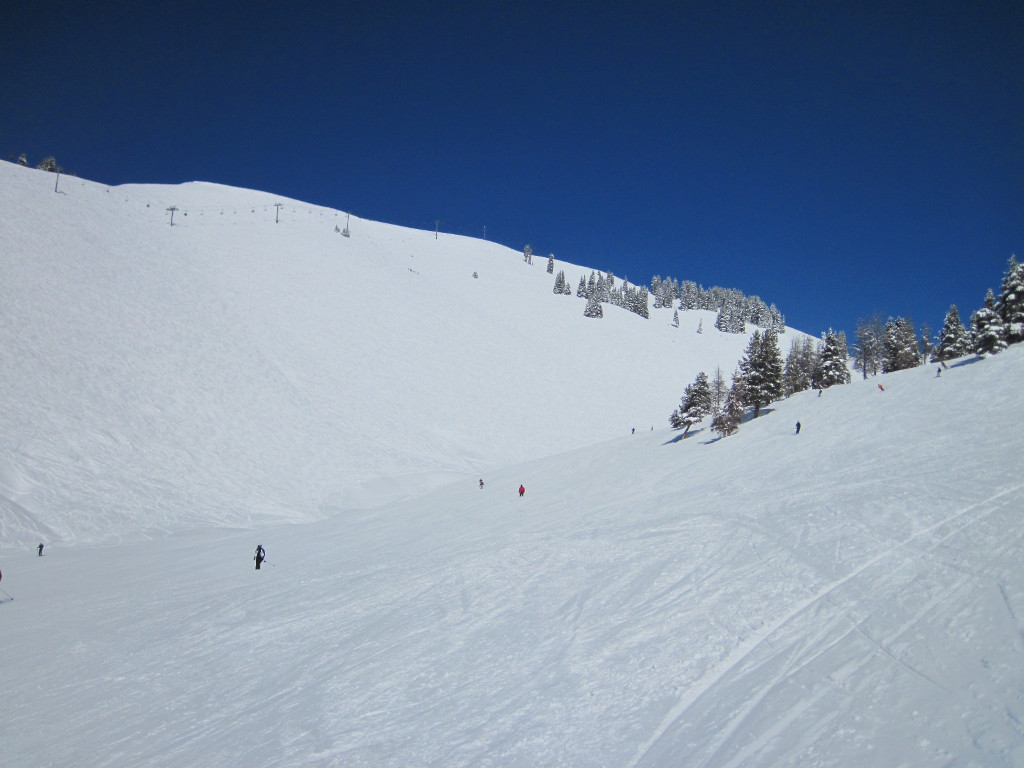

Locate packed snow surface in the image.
[1,163,1022,767]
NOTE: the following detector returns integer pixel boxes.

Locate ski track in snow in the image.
[630,484,1024,768]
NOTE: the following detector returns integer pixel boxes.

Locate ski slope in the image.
[2,162,1023,766]
[0,162,767,547]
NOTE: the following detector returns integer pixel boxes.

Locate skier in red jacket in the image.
[518,485,525,497]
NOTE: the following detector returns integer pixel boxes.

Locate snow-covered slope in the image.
[2,347,1022,767]
[0,162,774,546]
[2,162,1022,767]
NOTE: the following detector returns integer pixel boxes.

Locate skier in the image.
[518,485,525,497]
[877,384,885,392]
[795,421,801,435]
[254,544,266,570]
[37,543,44,557]
[479,479,484,489]
[936,367,942,377]
[632,427,635,434]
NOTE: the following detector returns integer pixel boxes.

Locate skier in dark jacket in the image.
[795,421,801,434]
[518,485,525,497]
[37,543,44,557]
[254,545,265,570]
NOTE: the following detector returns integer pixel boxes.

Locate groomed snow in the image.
[1,162,1022,767]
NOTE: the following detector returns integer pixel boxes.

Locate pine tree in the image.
[679,281,698,310]
[882,317,921,372]
[714,303,731,333]
[854,315,884,378]
[932,305,972,361]
[583,293,603,318]
[523,244,533,264]
[636,286,650,319]
[711,373,746,437]
[818,330,851,388]
[710,367,727,414]
[972,289,1007,357]
[738,330,783,417]
[671,372,713,437]
[672,310,679,327]
[546,253,554,274]
[576,276,587,298]
[552,271,565,294]
[996,255,1024,345]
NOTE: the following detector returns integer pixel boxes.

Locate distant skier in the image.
[254,544,265,570]
[877,384,885,392]
[632,427,635,434]
[936,367,942,377]
[518,485,525,497]
[479,479,484,489]
[37,543,44,557]
[941,360,948,369]
[795,421,801,435]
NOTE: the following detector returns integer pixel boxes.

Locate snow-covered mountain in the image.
[0,161,776,546]
[2,161,1022,767]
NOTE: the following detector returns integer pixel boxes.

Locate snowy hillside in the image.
[2,162,1023,767]
[2,346,1023,767]
[0,162,774,546]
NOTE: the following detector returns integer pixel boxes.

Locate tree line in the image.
[670,255,1023,440]
[542,247,787,331]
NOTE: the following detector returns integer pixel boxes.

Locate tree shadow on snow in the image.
[664,407,773,447]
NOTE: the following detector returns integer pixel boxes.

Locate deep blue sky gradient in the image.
[3,1,1021,339]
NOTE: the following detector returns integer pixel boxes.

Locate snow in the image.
[2,161,1023,767]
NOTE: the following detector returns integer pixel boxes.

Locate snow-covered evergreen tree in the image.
[854,315,884,378]
[679,281,699,310]
[782,336,817,395]
[650,276,663,307]
[714,303,732,333]
[711,373,746,437]
[672,310,679,328]
[576,276,587,298]
[635,286,649,319]
[546,253,554,274]
[932,305,972,361]
[996,255,1024,345]
[523,245,533,265]
[583,293,603,318]
[740,329,783,417]
[552,270,566,295]
[818,330,851,388]
[972,289,1007,357]
[670,371,713,437]
[882,317,921,373]
[710,367,727,414]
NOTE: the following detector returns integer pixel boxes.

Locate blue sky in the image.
[3,1,1021,339]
